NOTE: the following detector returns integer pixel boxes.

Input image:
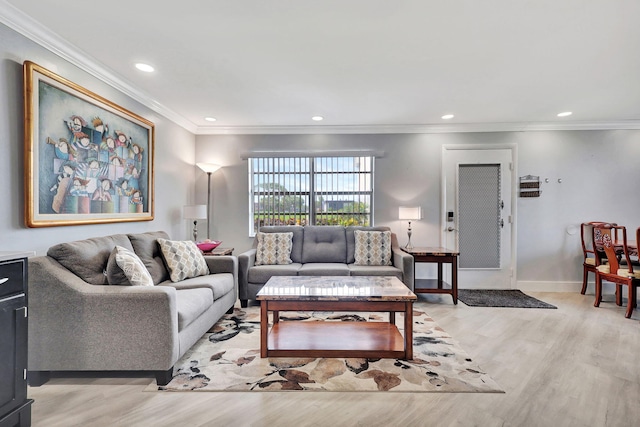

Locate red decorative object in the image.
[196,241,222,252]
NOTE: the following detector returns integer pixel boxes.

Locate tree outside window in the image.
[249,156,373,234]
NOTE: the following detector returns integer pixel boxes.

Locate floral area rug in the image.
[146,305,503,393]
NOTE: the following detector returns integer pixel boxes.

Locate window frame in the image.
[248,154,375,236]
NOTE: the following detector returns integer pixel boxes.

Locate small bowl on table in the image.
[196,240,222,253]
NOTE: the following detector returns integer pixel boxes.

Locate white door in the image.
[442,147,515,289]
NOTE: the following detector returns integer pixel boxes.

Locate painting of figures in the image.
[24,61,154,227]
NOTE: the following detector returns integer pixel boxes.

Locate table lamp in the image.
[398,206,422,250]
[183,204,207,241]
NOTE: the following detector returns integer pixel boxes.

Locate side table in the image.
[401,247,459,304]
[203,247,234,256]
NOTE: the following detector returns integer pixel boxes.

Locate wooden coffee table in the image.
[256,276,417,359]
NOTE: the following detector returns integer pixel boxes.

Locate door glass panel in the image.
[458,164,501,268]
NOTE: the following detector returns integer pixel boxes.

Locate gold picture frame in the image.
[23,61,154,227]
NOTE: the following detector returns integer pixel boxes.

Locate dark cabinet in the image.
[0,256,32,427]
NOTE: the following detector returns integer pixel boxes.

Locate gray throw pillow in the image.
[106,247,130,285]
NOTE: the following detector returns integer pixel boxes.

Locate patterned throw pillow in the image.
[109,245,154,286]
[354,230,392,266]
[255,232,293,266]
[157,238,210,282]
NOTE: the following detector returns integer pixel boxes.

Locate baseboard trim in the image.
[516,280,618,295]
[516,281,581,292]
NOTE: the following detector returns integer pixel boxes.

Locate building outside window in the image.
[248,155,374,235]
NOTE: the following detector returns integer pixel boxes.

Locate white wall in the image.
[0,23,197,254]
[196,131,640,289]
[4,20,638,289]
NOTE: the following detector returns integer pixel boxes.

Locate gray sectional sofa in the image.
[238,225,414,307]
[27,231,237,386]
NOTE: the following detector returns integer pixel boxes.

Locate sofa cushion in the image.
[353,230,392,266]
[298,263,350,276]
[106,246,154,286]
[348,264,403,280]
[175,288,214,330]
[256,226,304,263]
[161,273,236,301]
[47,234,133,285]
[248,264,302,283]
[346,226,391,264]
[128,231,170,285]
[255,232,293,265]
[158,239,210,282]
[301,226,347,263]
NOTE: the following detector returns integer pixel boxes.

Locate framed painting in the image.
[23,61,154,227]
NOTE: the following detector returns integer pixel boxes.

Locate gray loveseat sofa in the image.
[28,231,237,386]
[238,225,414,307]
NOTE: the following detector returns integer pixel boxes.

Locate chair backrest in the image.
[594,223,633,274]
[581,221,609,264]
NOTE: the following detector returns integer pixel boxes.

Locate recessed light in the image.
[204,117,217,122]
[312,116,324,121]
[441,114,455,120]
[557,111,572,117]
[135,63,154,72]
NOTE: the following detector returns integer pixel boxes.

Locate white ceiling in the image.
[3,0,640,134]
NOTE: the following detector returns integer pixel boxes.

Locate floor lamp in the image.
[196,163,221,240]
[398,206,423,250]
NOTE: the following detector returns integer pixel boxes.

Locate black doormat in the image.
[457,289,557,309]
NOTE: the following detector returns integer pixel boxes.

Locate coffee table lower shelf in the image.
[264,321,406,359]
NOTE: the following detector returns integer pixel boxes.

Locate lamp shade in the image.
[183,204,207,219]
[196,163,221,174]
[398,206,422,220]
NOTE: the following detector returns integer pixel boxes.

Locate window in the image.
[249,155,374,234]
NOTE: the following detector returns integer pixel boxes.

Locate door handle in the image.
[447,227,457,232]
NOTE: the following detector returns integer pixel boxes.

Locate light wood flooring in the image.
[27,292,640,427]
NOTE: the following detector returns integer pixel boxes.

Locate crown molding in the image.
[0,1,197,133]
[3,1,639,137]
[195,120,640,135]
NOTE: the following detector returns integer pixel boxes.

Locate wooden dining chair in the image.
[594,224,639,318]
[580,221,608,294]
